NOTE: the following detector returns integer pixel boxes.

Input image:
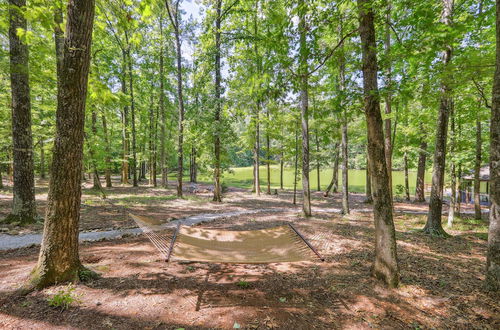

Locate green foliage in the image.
[236,280,250,289]
[47,285,81,311]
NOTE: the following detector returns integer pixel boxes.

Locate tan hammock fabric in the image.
[170,225,317,263]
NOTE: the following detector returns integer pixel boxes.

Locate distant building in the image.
[460,165,490,206]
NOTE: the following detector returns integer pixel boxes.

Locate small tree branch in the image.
[309,28,358,75]
[472,77,492,109]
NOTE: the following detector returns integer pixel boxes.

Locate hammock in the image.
[129,213,323,264]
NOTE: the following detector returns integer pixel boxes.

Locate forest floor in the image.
[0,178,498,329]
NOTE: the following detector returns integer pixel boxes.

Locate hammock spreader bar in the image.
[166,222,180,262]
[288,223,325,261]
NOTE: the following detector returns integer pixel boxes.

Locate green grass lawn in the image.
[196,165,432,193]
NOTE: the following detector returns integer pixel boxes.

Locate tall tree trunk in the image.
[474,118,482,220]
[404,152,410,201]
[266,108,271,195]
[90,110,100,189]
[7,0,37,224]
[120,51,129,185]
[31,0,95,289]
[40,140,46,179]
[384,1,393,198]
[448,103,456,226]
[339,22,349,215]
[101,114,112,187]
[315,132,320,191]
[212,0,222,202]
[125,38,138,188]
[164,0,185,197]
[159,17,168,188]
[358,0,399,288]
[299,0,311,216]
[280,148,284,190]
[149,97,155,187]
[424,0,453,236]
[487,0,500,291]
[253,102,261,195]
[324,143,339,197]
[293,123,299,205]
[415,138,427,202]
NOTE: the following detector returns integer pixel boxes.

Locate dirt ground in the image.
[0,178,498,329]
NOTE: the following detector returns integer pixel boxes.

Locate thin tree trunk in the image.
[7,0,37,223]
[315,131,320,191]
[149,97,155,186]
[339,21,349,215]
[90,110,100,189]
[254,102,261,195]
[299,0,311,216]
[40,140,46,179]
[125,36,138,187]
[159,17,167,188]
[120,51,129,185]
[293,123,299,205]
[415,138,427,202]
[448,103,456,226]
[404,152,410,201]
[424,0,453,236]
[31,0,95,289]
[101,114,112,187]
[384,1,393,198]
[280,148,284,190]
[324,143,339,197]
[474,118,482,219]
[266,107,271,194]
[358,0,399,288]
[212,0,222,202]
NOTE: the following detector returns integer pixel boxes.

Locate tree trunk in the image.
[293,123,299,205]
[101,114,112,187]
[266,108,271,195]
[448,103,457,226]
[40,140,46,179]
[7,0,37,224]
[253,102,261,195]
[415,139,427,202]
[120,51,129,185]
[487,0,500,291]
[31,0,95,289]
[404,152,410,201]
[474,118,482,220]
[90,110,100,190]
[358,0,399,288]
[324,143,339,197]
[384,2,393,198]
[159,17,168,188]
[149,98,155,187]
[424,0,453,236]
[280,148,284,190]
[125,37,138,188]
[339,25,349,215]
[299,0,311,216]
[212,0,222,202]
[315,132,320,191]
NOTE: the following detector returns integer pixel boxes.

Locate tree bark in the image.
[31,0,95,289]
[40,140,46,179]
[165,0,184,197]
[293,123,299,205]
[474,118,482,219]
[280,148,284,190]
[487,0,500,291]
[299,0,311,216]
[101,114,112,187]
[266,107,271,194]
[415,139,427,202]
[358,0,399,288]
[384,2,393,198]
[7,0,37,224]
[424,0,453,236]
[125,35,138,187]
[404,152,410,201]
[120,50,129,185]
[324,143,339,197]
[448,103,456,226]
[339,21,349,215]
[159,17,168,188]
[253,101,261,195]
[212,0,222,202]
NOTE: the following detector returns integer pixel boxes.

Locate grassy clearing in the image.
[198,166,432,193]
